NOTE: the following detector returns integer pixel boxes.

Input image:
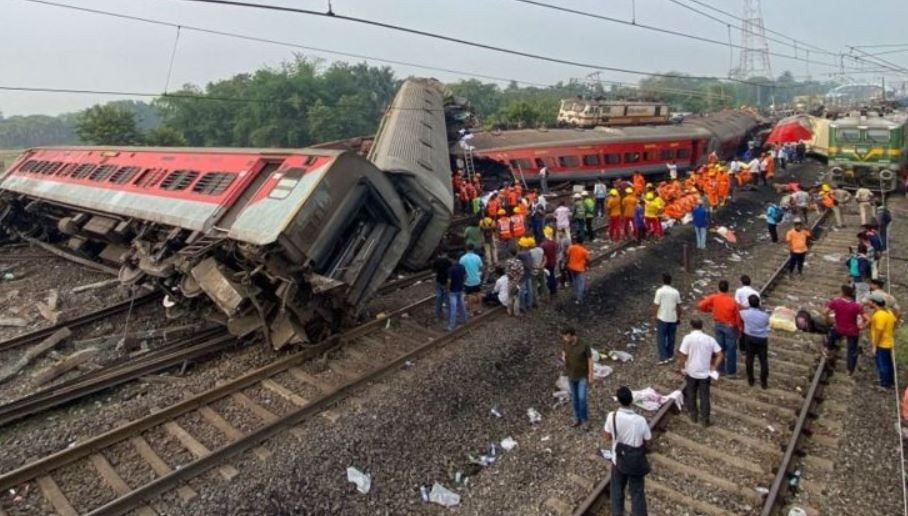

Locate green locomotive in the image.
[827,112,907,191]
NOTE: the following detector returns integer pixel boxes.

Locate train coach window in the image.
[509,158,532,171]
[643,152,656,162]
[624,152,641,163]
[160,169,200,191]
[866,129,890,144]
[659,149,673,160]
[88,165,117,182]
[676,149,691,159]
[16,160,38,173]
[40,162,63,175]
[134,168,167,188]
[71,164,97,180]
[582,154,600,166]
[29,161,49,174]
[193,172,236,195]
[534,158,546,168]
[558,155,580,168]
[109,166,140,184]
[604,153,621,165]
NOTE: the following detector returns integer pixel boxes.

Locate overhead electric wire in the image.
[14,0,734,103]
[508,0,846,70]
[172,0,808,88]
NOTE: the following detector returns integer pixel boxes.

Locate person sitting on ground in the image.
[485,266,510,310]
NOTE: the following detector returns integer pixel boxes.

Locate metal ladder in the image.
[463,146,476,177]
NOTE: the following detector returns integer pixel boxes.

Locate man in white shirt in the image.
[539,166,549,194]
[603,386,651,516]
[734,275,760,309]
[554,202,572,241]
[666,160,678,180]
[678,319,723,426]
[855,187,873,225]
[653,273,682,365]
[746,157,760,186]
[491,270,510,311]
[727,159,741,199]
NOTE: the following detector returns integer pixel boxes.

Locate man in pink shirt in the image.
[823,284,865,375]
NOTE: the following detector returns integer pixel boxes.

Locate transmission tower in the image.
[731,0,773,79]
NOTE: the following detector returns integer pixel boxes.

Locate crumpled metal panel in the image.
[369,78,454,269]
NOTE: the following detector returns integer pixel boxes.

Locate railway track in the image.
[0,224,631,515]
[575,209,871,516]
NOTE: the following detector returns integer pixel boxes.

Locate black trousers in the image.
[788,252,806,273]
[767,223,778,243]
[684,376,711,422]
[611,464,647,516]
[744,335,769,386]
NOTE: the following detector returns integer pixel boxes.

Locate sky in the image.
[1,0,906,116]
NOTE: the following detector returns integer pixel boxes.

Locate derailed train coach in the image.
[0,79,453,349]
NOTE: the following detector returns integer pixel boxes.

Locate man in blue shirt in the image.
[765,200,783,243]
[691,199,709,250]
[740,294,771,388]
[459,244,484,315]
[447,256,469,331]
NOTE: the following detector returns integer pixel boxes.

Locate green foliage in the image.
[75,105,143,145]
[0,114,77,149]
[144,126,187,147]
[155,57,398,148]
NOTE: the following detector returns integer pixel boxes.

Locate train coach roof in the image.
[16,146,344,157]
[462,124,710,153]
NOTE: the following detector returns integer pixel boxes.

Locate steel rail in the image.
[0,295,435,491]
[0,292,160,353]
[573,210,832,516]
[0,329,231,428]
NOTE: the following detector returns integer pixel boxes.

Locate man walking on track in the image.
[654,273,682,364]
[697,280,741,377]
[740,295,770,388]
[678,319,723,426]
[604,386,651,516]
[561,328,592,427]
[786,219,811,275]
[824,285,865,375]
[565,236,590,304]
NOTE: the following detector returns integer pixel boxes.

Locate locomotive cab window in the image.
[837,128,860,143]
[866,129,890,144]
[624,152,640,163]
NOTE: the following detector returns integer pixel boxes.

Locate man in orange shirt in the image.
[697,279,742,376]
[632,171,645,196]
[785,219,811,275]
[565,236,590,304]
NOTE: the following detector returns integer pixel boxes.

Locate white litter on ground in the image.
[346,467,371,494]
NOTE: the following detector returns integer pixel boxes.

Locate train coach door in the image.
[691,139,703,165]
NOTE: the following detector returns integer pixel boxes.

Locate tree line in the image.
[1,56,835,149]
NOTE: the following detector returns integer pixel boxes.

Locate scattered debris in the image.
[490,406,502,418]
[609,350,634,362]
[0,327,71,384]
[428,483,461,507]
[500,437,518,451]
[593,363,613,379]
[755,487,770,495]
[0,317,28,327]
[822,254,841,263]
[527,407,542,424]
[346,467,371,494]
[32,347,98,385]
[36,289,60,324]
[71,279,119,294]
[599,448,613,461]
[769,306,798,332]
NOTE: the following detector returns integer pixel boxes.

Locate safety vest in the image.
[821,192,835,208]
[487,199,500,217]
[497,217,512,240]
[510,214,526,237]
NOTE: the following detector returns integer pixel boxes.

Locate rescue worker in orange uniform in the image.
[486,193,501,218]
[621,187,637,239]
[632,171,645,196]
[510,206,526,239]
[606,188,623,242]
[704,171,719,213]
[716,168,730,206]
[496,209,512,255]
[765,152,775,181]
[500,185,512,209]
[507,186,520,208]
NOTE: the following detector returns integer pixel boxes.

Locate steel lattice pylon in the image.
[731,0,773,79]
